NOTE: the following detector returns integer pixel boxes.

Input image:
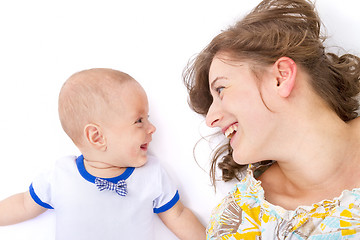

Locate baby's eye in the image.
[134,115,150,124]
[135,118,143,124]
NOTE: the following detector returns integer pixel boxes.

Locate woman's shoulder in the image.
[348,116,360,127]
[349,117,360,142]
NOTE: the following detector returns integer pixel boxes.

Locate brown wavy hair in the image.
[183,0,360,185]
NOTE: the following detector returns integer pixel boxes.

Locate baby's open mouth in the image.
[140,143,148,150]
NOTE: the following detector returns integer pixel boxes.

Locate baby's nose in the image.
[148,122,156,134]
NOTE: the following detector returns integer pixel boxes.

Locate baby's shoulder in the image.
[55,155,78,165]
[49,155,79,174]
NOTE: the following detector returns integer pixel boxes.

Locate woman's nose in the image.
[205,102,221,128]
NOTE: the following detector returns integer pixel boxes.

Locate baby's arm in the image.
[0,191,47,225]
[158,200,205,240]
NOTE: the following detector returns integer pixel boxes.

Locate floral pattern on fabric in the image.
[207,164,360,239]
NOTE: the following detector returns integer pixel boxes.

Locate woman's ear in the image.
[83,123,107,151]
[273,57,297,98]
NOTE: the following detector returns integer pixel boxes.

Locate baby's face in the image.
[102,81,156,168]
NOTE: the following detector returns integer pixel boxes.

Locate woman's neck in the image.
[260,115,360,210]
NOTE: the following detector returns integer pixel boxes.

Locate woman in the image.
[184,0,360,239]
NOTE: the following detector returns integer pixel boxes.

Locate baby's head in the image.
[59,68,156,168]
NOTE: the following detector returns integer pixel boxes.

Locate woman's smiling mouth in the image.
[224,123,238,139]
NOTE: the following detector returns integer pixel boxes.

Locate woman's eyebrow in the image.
[210,76,228,90]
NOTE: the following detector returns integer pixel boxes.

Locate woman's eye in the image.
[216,86,224,95]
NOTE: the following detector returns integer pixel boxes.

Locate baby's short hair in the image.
[58,68,134,146]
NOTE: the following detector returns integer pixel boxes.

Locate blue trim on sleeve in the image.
[153,190,180,214]
[76,155,135,184]
[29,184,54,209]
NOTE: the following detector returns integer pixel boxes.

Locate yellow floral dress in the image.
[207,163,360,239]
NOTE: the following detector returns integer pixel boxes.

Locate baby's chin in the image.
[131,155,148,168]
[133,161,147,168]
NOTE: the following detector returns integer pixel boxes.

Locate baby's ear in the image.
[273,57,297,98]
[84,123,107,151]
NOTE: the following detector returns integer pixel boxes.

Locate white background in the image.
[0,0,359,239]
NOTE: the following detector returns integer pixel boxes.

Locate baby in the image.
[0,68,205,239]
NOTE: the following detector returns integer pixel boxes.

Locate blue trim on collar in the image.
[76,155,135,184]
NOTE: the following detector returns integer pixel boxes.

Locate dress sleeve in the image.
[29,169,54,209]
[152,161,179,214]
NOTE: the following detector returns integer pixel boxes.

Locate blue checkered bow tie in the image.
[95,178,128,196]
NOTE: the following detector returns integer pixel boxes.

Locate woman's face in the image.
[206,53,276,164]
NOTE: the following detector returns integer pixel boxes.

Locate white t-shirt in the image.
[30,155,179,240]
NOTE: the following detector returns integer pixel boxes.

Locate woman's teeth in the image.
[225,124,238,139]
